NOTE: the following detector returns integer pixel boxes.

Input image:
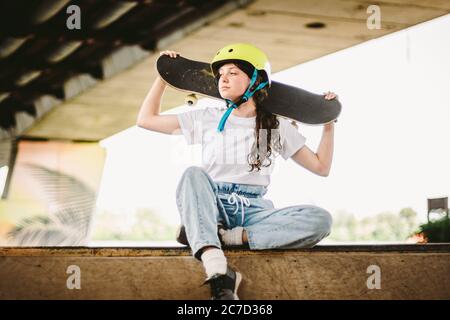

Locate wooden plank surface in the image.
[1,245,449,299]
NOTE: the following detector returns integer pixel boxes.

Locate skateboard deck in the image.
[156,55,341,125]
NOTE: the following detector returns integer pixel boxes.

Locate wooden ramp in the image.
[1,245,449,300]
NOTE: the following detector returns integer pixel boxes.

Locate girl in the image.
[136,43,338,300]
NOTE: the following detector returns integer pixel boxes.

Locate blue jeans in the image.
[176,166,332,260]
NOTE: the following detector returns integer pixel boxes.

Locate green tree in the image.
[91,208,177,241]
[328,207,419,242]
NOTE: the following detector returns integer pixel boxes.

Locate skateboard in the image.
[156,55,341,125]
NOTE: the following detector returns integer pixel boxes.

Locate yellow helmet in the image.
[211,43,271,86]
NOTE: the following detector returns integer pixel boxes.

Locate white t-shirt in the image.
[177,106,306,187]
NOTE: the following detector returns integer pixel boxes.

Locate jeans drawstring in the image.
[227,192,250,226]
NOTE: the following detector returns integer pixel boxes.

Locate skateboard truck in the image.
[185,93,198,106]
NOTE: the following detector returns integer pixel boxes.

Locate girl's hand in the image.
[159,50,180,58]
[323,91,339,125]
[323,91,338,100]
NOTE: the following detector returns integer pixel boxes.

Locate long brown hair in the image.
[246,73,282,172]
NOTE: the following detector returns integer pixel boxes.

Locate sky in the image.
[95,14,450,229]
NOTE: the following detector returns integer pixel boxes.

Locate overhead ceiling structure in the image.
[0,0,449,143]
[0,0,250,142]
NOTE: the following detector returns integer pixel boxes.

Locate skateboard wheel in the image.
[185,94,198,106]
